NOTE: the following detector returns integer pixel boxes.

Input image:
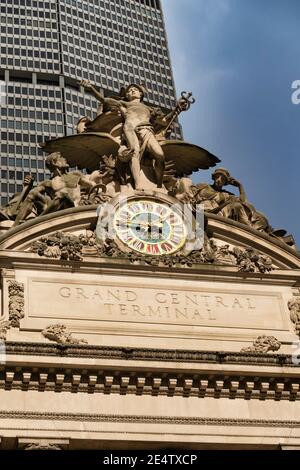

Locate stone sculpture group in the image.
[0,79,295,248]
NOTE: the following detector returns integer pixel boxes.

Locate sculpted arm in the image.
[13,180,53,226]
[79,174,97,190]
[152,97,191,127]
[80,79,105,104]
[80,80,126,109]
[228,177,247,203]
[28,180,52,203]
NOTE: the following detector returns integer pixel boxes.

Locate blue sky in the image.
[163,0,300,245]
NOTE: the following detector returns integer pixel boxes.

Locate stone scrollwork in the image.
[288,297,300,336]
[8,281,24,327]
[240,335,281,353]
[42,323,88,345]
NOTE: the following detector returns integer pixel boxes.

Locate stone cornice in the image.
[208,213,300,261]
[0,364,299,401]
[1,344,300,401]
[1,252,300,286]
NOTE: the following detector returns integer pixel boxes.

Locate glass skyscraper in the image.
[0,0,180,204]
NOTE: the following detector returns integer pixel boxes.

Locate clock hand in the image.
[127,221,149,228]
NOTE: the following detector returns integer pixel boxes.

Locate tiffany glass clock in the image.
[113,196,191,256]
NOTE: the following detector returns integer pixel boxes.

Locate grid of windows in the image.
[0,0,60,74]
[0,0,180,202]
[59,0,175,108]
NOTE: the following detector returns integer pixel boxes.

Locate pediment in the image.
[0,206,299,271]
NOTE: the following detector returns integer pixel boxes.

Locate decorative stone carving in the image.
[42,324,88,345]
[79,80,196,191]
[1,81,219,227]
[240,335,281,353]
[79,190,112,206]
[31,232,84,261]
[232,247,274,273]
[1,363,298,402]
[0,73,295,254]
[288,297,300,336]
[30,230,275,273]
[190,168,295,247]
[0,319,10,340]
[24,442,63,450]
[214,243,237,265]
[8,281,24,327]
[12,153,109,226]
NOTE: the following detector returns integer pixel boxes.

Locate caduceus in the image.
[160,91,195,137]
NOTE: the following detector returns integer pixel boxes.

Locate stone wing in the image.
[41,132,120,172]
[160,141,220,176]
[86,111,123,137]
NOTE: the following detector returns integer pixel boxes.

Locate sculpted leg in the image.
[130,155,144,190]
[13,189,48,226]
[122,127,143,189]
[147,137,165,188]
[13,195,35,226]
[222,202,251,226]
[123,123,139,155]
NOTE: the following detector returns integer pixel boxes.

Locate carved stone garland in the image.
[31,231,274,274]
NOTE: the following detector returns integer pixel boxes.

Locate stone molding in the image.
[1,411,300,428]
[3,342,293,365]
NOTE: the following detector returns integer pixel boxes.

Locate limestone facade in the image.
[0,208,299,449]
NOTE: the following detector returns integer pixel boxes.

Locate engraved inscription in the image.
[27,278,285,330]
[57,285,257,322]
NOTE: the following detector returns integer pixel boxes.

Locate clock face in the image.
[114,199,187,255]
